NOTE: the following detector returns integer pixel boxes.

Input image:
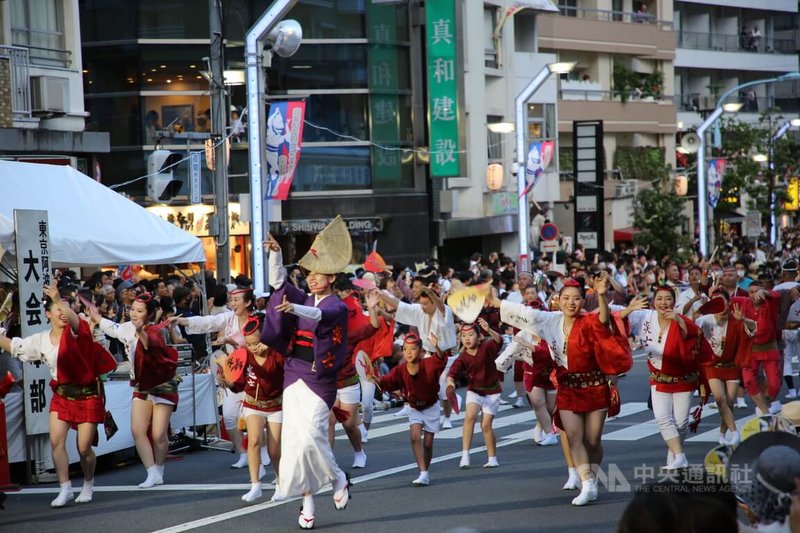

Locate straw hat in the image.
[781,401,800,426]
[298,215,352,275]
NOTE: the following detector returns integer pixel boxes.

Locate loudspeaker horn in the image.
[680,133,700,154]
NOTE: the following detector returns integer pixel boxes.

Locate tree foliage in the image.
[633,187,693,262]
[715,113,797,222]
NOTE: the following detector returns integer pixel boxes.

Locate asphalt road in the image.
[0,351,767,532]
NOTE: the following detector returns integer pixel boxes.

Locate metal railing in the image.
[25,44,71,67]
[677,93,775,113]
[556,4,673,30]
[560,88,674,103]
[677,31,795,54]
[0,45,31,117]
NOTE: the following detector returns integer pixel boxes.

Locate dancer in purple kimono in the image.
[261,216,353,530]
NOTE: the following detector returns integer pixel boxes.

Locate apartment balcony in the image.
[538,5,675,60]
[0,45,32,123]
[558,85,676,134]
[676,31,799,72]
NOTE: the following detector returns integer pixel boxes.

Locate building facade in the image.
[79,0,431,279]
[0,0,108,170]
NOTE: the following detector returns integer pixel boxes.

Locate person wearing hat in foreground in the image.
[728,432,800,531]
[488,274,633,506]
[261,216,352,530]
[695,290,757,446]
[625,285,713,470]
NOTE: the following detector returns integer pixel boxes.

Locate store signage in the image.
[426,0,461,177]
[274,217,385,234]
[573,121,605,255]
[147,203,250,237]
[14,209,52,435]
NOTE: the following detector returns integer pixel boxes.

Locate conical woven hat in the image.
[298,215,352,274]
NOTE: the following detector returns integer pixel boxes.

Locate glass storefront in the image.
[81,0,416,193]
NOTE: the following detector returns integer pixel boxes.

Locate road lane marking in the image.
[149,436,530,532]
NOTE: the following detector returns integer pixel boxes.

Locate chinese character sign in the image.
[707,159,725,209]
[521,140,555,198]
[367,2,402,186]
[264,100,306,201]
[13,209,53,435]
[426,0,460,177]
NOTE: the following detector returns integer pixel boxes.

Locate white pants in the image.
[277,380,344,498]
[355,350,376,424]
[783,332,799,376]
[651,386,692,443]
[222,390,244,430]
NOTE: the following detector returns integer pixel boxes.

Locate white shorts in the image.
[133,395,175,407]
[336,383,361,405]
[241,406,283,424]
[408,403,441,434]
[439,355,459,400]
[465,391,501,416]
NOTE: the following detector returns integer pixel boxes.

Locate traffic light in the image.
[147,150,183,202]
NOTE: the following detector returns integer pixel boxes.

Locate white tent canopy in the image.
[0,160,206,267]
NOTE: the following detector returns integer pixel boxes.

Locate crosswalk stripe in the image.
[686,413,758,443]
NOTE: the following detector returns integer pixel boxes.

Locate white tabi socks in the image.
[562,467,581,490]
[51,481,74,508]
[352,450,367,468]
[231,452,248,469]
[75,479,94,503]
[260,446,270,467]
[241,482,262,502]
[571,478,597,506]
[139,465,164,488]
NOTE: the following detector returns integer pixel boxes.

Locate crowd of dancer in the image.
[2,218,800,529]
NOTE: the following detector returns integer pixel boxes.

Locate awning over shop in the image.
[613,226,640,242]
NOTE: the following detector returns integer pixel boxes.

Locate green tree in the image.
[633,187,693,262]
[716,113,797,227]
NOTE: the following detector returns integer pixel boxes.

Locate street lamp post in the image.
[515,61,575,272]
[246,0,300,295]
[694,71,800,257]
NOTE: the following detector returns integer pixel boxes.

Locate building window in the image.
[483,5,499,68]
[10,0,68,66]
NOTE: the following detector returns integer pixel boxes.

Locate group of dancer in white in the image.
[3,216,796,528]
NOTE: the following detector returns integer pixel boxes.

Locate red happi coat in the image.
[647,315,714,393]
[55,319,117,388]
[702,316,753,381]
[133,324,179,391]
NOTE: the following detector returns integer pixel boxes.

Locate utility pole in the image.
[210,0,230,283]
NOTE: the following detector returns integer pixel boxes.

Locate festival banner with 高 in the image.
[264,100,306,201]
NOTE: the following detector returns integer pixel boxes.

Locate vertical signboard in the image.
[14,209,52,435]
[572,121,605,256]
[426,0,460,177]
[189,151,202,204]
[367,1,402,186]
[785,177,799,211]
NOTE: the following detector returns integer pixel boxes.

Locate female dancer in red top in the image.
[627,286,713,469]
[0,284,116,507]
[229,315,285,502]
[695,290,755,446]
[94,293,178,488]
[489,273,632,506]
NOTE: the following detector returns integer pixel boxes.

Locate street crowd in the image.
[3,216,800,531]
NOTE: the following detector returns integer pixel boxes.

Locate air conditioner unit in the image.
[614,180,637,197]
[31,76,67,114]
